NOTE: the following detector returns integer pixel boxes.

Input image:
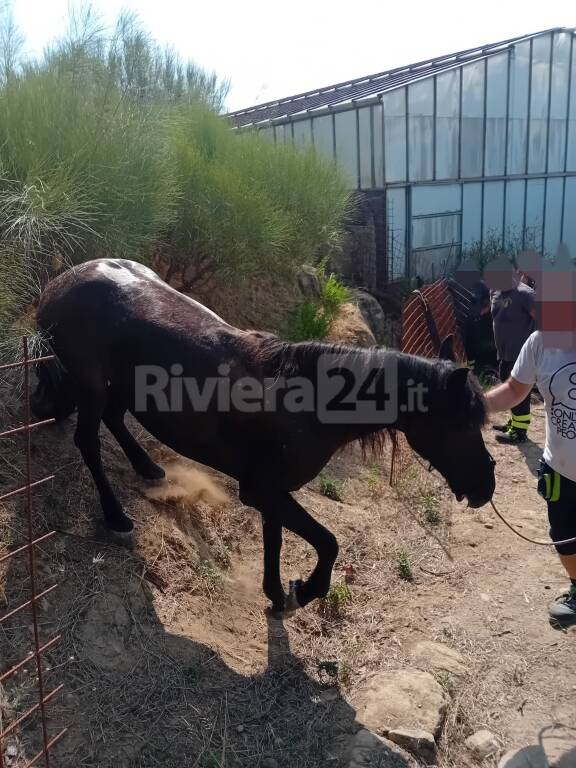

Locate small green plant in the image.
[317,660,339,678]
[286,271,349,342]
[319,583,353,619]
[320,273,350,316]
[197,562,224,587]
[422,492,440,524]
[366,462,381,493]
[396,550,414,582]
[436,671,456,697]
[319,476,344,502]
[287,300,332,342]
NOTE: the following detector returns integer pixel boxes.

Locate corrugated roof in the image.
[227,28,572,128]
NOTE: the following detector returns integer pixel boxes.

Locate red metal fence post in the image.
[0,337,67,767]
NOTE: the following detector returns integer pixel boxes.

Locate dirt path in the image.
[1,403,575,767]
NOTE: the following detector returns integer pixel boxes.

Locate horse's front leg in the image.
[240,484,338,613]
[239,485,286,613]
[279,493,339,610]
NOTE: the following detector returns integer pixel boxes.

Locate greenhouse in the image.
[228,28,576,288]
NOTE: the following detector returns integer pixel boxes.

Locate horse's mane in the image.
[252,336,487,457]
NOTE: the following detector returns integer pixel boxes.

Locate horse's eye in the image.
[428,463,433,472]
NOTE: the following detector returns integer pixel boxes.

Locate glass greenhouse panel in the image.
[258,127,274,142]
[411,246,459,281]
[435,69,460,179]
[293,119,312,148]
[358,107,373,188]
[412,184,461,215]
[528,34,551,174]
[544,178,563,257]
[483,181,505,246]
[383,88,407,182]
[386,187,406,278]
[334,109,359,185]
[462,183,482,248]
[461,61,485,177]
[408,79,434,181]
[548,32,571,172]
[412,215,460,249]
[507,41,530,174]
[373,103,384,187]
[277,123,293,143]
[504,180,526,248]
[563,178,576,256]
[567,40,576,172]
[312,115,334,161]
[525,178,545,250]
[485,54,508,176]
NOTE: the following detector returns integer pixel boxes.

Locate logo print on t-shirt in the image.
[549,363,576,440]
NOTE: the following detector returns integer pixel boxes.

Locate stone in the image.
[353,290,388,343]
[498,745,548,768]
[409,641,468,679]
[345,729,418,768]
[388,727,436,763]
[296,265,321,298]
[465,730,500,760]
[326,303,376,347]
[350,669,448,739]
[261,759,278,768]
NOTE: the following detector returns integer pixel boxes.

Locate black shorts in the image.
[537,460,576,556]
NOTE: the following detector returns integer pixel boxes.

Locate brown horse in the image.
[31,259,495,615]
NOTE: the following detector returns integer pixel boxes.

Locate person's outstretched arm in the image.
[485,378,532,413]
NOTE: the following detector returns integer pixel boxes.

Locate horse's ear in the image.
[446,366,470,396]
[438,334,456,362]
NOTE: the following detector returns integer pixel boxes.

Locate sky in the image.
[6,0,576,112]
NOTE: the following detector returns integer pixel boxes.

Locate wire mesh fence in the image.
[0,338,67,768]
[390,278,472,486]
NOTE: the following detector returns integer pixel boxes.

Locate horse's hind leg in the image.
[74,387,134,537]
[103,399,165,481]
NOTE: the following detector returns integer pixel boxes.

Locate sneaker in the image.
[495,427,528,444]
[492,419,511,433]
[549,586,576,629]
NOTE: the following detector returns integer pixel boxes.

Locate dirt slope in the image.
[1,403,575,767]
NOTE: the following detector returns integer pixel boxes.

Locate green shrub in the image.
[396,550,414,582]
[319,476,344,502]
[286,270,350,341]
[0,9,351,343]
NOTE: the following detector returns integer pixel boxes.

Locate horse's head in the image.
[402,363,495,508]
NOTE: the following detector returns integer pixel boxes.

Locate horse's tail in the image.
[30,342,77,422]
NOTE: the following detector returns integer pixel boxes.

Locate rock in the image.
[327,303,376,347]
[345,729,418,768]
[410,641,468,679]
[388,727,436,763]
[350,668,448,738]
[296,265,321,298]
[498,745,548,768]
[353,290,388,343]
[466,730,500,760]
[261,759,278,768]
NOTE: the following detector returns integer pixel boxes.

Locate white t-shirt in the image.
[512,331,576,481]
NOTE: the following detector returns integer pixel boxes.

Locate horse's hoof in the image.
[109,528,135,548]
[285,579,303,614]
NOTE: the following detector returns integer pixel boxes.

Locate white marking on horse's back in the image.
[95,260,144,286]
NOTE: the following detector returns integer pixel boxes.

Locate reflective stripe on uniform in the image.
[511,414,531,430]
[550,471,561,503]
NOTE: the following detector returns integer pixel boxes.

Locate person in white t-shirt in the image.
[486,330,576,628]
